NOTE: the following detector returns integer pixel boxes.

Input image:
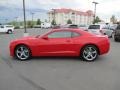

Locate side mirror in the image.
[42,36,48,40]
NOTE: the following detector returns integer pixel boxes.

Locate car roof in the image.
[51,28,93,36]
[52,28,81,31]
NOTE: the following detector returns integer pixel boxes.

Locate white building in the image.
[48,8,94,25]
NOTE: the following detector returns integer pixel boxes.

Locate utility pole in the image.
[31,12,35,28]
[92,1,99,24]
[23,0,27,33]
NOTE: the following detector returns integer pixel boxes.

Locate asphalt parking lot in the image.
[0,28,120,90]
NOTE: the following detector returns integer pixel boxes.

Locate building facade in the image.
[48,8,94,25]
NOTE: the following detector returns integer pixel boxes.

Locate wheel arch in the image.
[14,43,32,56]
[80,44,100,56]
[7,29,12,32]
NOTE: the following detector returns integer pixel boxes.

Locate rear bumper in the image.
[99,39,110,55]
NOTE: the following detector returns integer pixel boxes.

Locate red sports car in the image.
[9,29,110,61]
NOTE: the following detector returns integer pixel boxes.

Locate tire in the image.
[7,30,12,34]
[81,45,98,61]
[114,37,118,42]
[14,45,31,61]
[110,32,114,38]
[110,35,112,38]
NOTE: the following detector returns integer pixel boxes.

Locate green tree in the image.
[27,21,32,28]
[36,19,41,25]
[110,15,117,24]
[67,19,72,24]
[93,16,101,24]
[51,19,56,25]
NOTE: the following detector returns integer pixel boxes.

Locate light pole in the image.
[92,1,99,24]
[31,12,35,28]
[23,0,28,36]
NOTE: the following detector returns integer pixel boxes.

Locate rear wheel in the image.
[81,45,98,61]
[14,45,31,61]
[7,30,12,34]
[114,36,118,42]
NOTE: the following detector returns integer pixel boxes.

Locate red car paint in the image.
[10,29,110,57]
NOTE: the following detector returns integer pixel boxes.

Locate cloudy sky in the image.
[0,0,120,23]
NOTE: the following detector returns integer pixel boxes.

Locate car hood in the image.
[20,36,35,40]
[10,36,36,43]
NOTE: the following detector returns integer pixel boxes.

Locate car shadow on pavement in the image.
[27,56,105,62]
[10,56,106,63]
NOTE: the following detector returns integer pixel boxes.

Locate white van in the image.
[0,25,14,34]
[41,23,51,29]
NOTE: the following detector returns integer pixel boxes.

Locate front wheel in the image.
[81,45,98,61]
[14,45,31,60]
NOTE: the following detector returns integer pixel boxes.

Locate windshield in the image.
[88,25,100,29]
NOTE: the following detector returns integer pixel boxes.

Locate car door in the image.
[38,31,76,56]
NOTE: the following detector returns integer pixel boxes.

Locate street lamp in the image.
[92,1,99,23]
[23,0,28,36]
[31,12,35,28]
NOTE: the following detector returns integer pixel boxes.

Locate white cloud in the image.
[0,0,120,21]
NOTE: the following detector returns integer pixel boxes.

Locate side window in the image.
[72,32,80,37]
[0,26,4,28]
[6,26,13,28]
[48,31,72,38]
[102,25,110,29]
[102,26,108,29]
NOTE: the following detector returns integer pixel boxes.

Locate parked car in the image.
[0,25,14,34]
[52,24,78,29]
[64,24,78,28]
[101,26,114,38]
[88,24,113,37]
[41,23,51,29]
[33,25,41,28]
[79,24,88,31]
[114,24,120,41]
[10,28,110,61]
[88,24,104,35]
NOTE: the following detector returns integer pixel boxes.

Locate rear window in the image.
[72,32,80,37]
[69,25,78,28]
[88,25,100,29]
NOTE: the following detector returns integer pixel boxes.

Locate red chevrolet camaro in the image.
[9,29,110,61]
